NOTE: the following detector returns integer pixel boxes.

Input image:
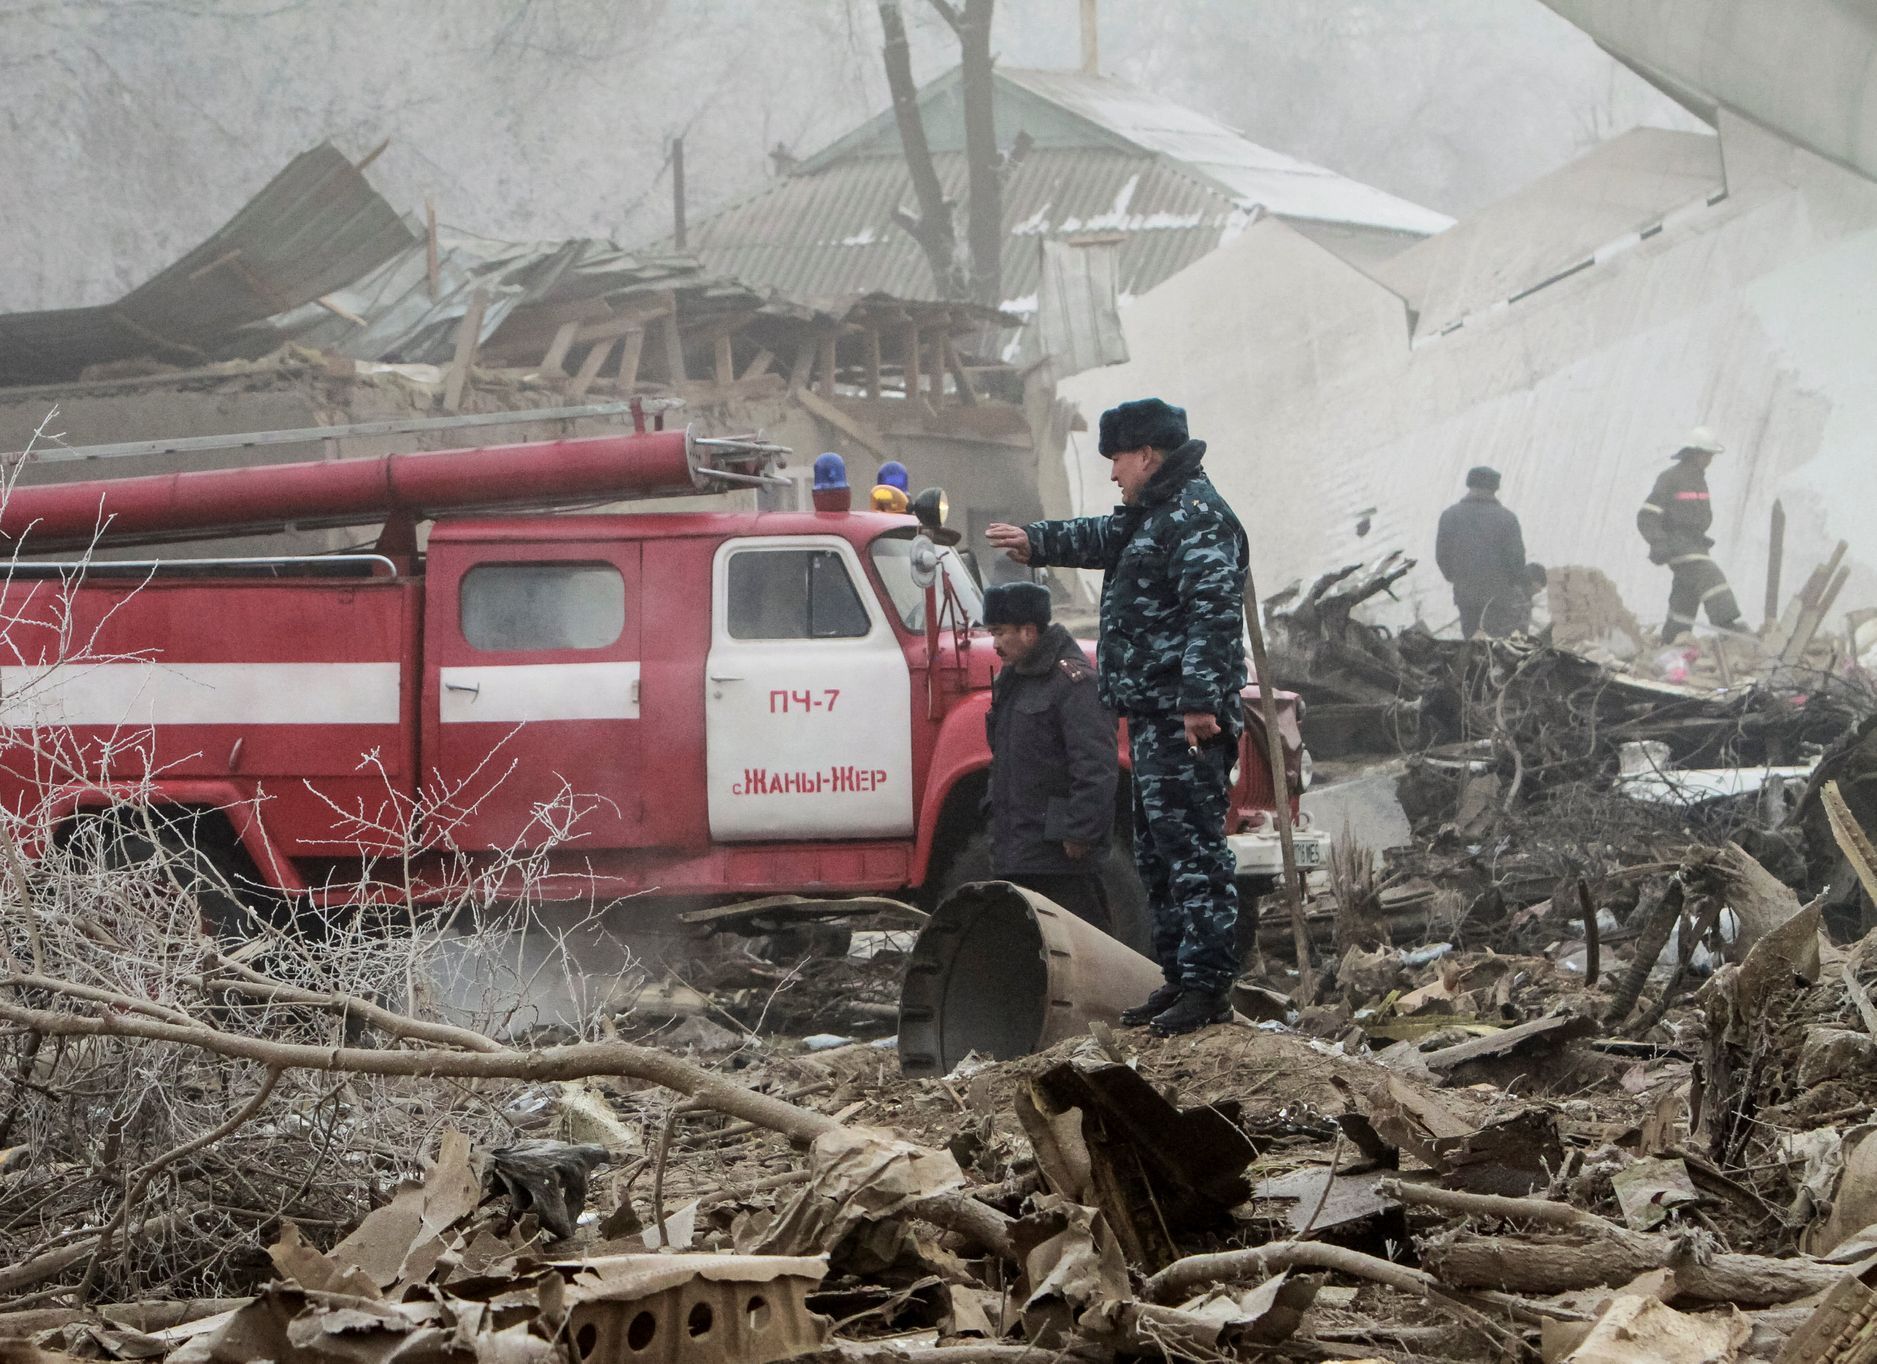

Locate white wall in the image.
[1055,114,1877,635]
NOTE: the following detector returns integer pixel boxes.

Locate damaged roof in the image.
[662,66,1451,312]
[0,143,415,387]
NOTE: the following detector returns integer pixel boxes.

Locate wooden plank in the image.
[1764,500,1785,628]
[617,327,645,389]
[659,301,687,384]
[794,387,891,461]
[942,335,978,406]
[316,295,367,327]
[572,306,671,346]
[714,333,736,386]
[927,332,943,402]
[441,286,489,413]
[539,320,579,377]
[901,323,921,398]
[425,198,440,301]
[788,342,815,392]
[354,137,391,171]
[568,337,619,398]
[816,334,839,398]
[739,348,776,381]
[864,329,882,399]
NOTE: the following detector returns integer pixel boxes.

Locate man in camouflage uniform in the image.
[987,398,1248,1035]
[1637,427,1745,643]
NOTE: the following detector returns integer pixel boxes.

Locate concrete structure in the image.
[1049,112,1877,633]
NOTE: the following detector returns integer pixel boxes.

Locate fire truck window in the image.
[460,563,624,652]
[726,549,871,640]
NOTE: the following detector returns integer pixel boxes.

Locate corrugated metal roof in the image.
[669,67,1446,313]
[0,143,414,387]
[678,146,1279,311]
[998,70,1455,235]
[238,233,703,364]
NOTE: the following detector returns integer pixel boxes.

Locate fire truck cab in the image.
[0,421,1321,942]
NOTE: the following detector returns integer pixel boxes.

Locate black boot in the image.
[1119,981,1182,1027]
[1149,988,1232,1036]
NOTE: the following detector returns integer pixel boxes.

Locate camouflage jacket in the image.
[1023,440,1249,720]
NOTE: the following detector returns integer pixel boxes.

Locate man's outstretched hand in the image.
[1183,711,1222,749]
[986,523,1032,565]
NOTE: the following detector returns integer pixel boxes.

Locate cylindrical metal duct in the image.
[897,881,1165,1078]
[0,428,717,551]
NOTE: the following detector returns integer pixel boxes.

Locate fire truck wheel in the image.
[85,810,267,940]
[1095,839,1153,957]
[1234,876,1280,967]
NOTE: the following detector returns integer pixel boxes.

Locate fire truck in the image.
[0,415,1323,946]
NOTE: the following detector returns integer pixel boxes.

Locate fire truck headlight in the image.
[911,487,949,529]
[1298,747,1314,791]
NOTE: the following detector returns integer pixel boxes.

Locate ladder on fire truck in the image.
[0,399,789,560]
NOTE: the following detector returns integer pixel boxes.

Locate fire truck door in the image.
[427,547,645,849]
[706,537,914,840]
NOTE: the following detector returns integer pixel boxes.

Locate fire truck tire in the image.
[83,809,268,939]
[1235,876,1279,967]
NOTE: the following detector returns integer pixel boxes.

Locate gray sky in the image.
[0,0,1697,311]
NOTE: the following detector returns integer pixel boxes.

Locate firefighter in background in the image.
[1435,466,1530,637]
[1637,427,1745,642]
[870,460,911,513]
[986,397,1248,1037]
[982,581,1119,932]
[811,452,851,513]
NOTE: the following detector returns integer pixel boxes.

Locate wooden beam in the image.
[539,320,580,377]
[714,333,736,386]
[901,323,921,399]
[425,198,440,302]
[816,333,839,398]
[788,342,815,391]
[659,295,687,384]
[617,327,645,389]
[354,137,391,171]
[441,286,488,413]
[739,348,776,381]
[942,335,978,407]
[794,387,891,461]
[865,329,882,400]
[571,306,671,346]
[315,295,367,327]
[568,337,619,398]
[926,332,943,403]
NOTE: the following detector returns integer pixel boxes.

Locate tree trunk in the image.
[879,1,965,298]
[957,0,1002,308]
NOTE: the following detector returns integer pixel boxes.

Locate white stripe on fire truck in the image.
[0,662,402,727]
[437,661,641,724]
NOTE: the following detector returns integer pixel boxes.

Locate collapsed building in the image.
[1043,23,1877,645]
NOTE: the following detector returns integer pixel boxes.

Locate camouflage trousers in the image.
[1128,713,1240,994]
[1664,552,1742,643]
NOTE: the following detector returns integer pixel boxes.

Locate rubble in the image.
[7,560,1877,1363]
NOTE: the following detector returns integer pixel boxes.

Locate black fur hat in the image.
[1098,398,1188,457]
[1465,465,1501,491]
[982,581,1052,628]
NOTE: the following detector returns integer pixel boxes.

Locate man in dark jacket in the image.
[986,397,1249,1036]
[1435,466,1529,637]
[982,581,1119,931]
[1638,427,1744,643]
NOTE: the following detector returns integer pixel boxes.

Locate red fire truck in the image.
[0,417,1321,945]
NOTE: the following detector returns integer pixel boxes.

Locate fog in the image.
[0,0,1695,311]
